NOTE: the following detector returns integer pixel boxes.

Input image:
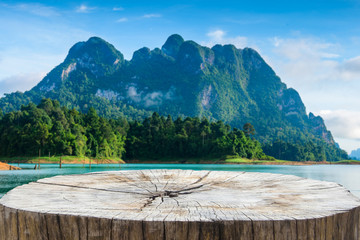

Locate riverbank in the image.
[125,157,360,165]
[1,156,358,167]
[0,156,125,165]
[224,158,360,165]
[0,161,21,170]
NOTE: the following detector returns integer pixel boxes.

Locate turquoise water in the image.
[1,163,360,198]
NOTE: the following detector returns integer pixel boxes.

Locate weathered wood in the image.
[0,205,5,239]
[315,217,326,240]
[17,209,42,240]
[1,170,360,240]
[44,214,61,240]
[273,219,296,240]
[38,212,48,240]
[3,207,18,240]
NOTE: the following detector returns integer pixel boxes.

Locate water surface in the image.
[1,163,359,198]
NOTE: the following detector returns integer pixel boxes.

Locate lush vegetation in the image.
[126,112,269,160]
[263,139,348,162]
[0,99,127,159]
[0,156,124,164]
[0,35,349,162]
[0,99,270,161]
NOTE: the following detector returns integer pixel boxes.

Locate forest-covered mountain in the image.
[0,35,348,161]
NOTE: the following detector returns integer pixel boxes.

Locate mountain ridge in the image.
[0,34,344,160]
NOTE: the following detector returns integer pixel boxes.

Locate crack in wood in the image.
[139,170,158,193]
[200,172,245,189]
[35,181,149,195]
[139,182,207,211]
[111,174,155,195]
[62,196,74,203]
[191,171,211,185]
[171,197,180,207]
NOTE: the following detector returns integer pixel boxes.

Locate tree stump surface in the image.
[1,169,360,240]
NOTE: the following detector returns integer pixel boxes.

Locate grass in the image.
[1,155,358,165]
[127,155,287,164]
[223,157,290,164]
[334,160,360,164]
[127,156,222,164]
[0,156,125,164]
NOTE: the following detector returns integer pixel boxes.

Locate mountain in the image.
[0,34,346,160]
[350,148,360,160]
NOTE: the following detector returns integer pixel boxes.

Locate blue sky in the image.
[1,0,360,152]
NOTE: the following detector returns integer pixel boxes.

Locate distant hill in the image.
[0,35,348,161]
[350,148,360,160]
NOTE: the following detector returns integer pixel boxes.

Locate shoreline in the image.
[0,157,124,170]
[126,159,360,165]
[0,161,21,170]
[2,157,359,168]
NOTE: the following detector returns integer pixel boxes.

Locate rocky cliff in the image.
[0,34,335,146]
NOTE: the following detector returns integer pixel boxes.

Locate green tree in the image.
[243,123,255,138]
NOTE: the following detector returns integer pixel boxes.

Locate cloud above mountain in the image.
[203,30,249,49]
[268,36,360,152]
[271,36,360,84]
[317,109,360,152]
[0,73,45,97]
[320,110,360,141]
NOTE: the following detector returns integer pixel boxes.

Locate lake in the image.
[1,163,360,199]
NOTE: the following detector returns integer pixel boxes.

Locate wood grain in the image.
[1,170,360,239]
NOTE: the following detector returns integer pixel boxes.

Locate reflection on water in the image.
[1,163,360,198]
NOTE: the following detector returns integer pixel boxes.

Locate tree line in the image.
[0,99,126,158]
[263,139,348,162]
[0,99,270,160]
[125,113,267,160]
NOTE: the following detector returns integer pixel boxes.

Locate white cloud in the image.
[126,86,176,106]
[127,86,142,102]
[264,35,360,154]
[337,56,360,81]
[203,29,249,49]
[340,56,360,72]
[0,15,92,97]
[142,14,161,18]
[316,110,360,153]
[0,2,95,98]
[0,51,64,96]
[318,109,360,140]
[334,138,360,154]
[116,17,128,23]
[113,7,124,11]
[207,30,226,41]
[76,4,96,13]
[269,37,360,85]
[143,91,163,107]
[269,36,360,149]
[272,37,339,60]
[4,3,59,17]
[0,72,46,97]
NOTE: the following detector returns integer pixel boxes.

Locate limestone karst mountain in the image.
[0,34,343,160]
